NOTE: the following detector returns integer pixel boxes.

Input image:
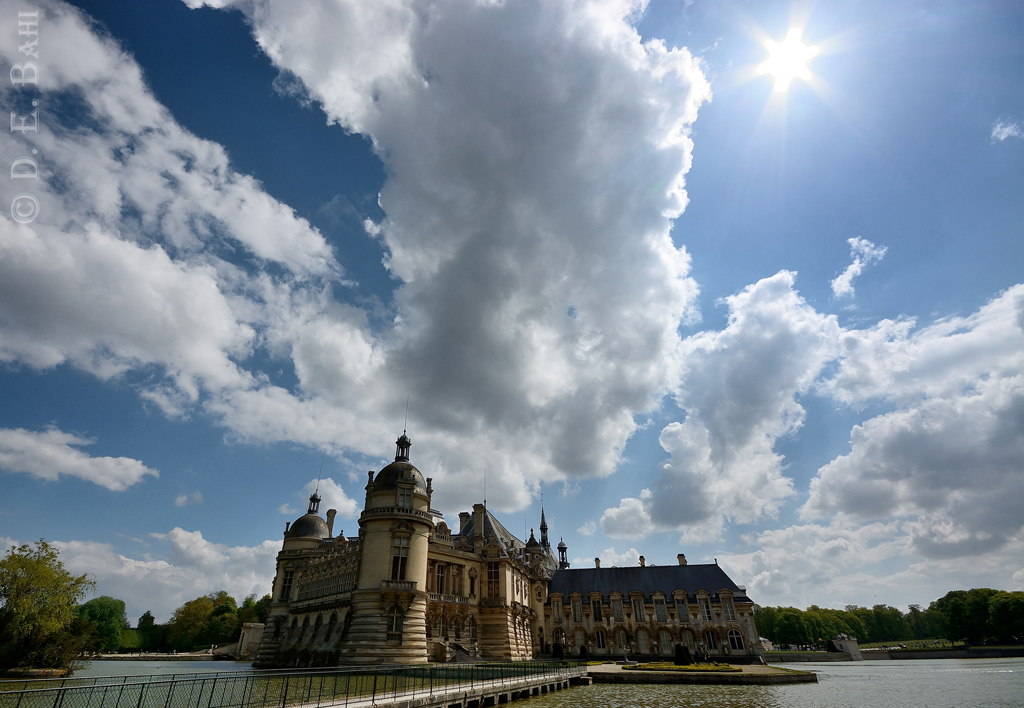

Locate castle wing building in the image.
[253,433,761,667]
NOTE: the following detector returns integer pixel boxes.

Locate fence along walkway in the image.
[0,662,585,708]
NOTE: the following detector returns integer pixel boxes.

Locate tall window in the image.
[591,599,603,621]
[391,537,409,580]
[703,629,718,650]
[633,597,645,622]
[469,576,476,596]
[699,598,712,621]
[723,598,736,621]
[612,598,624,622]
[659,629,672,654]
[571,598,583,623]
[280,570,294,600]
[486,562,500,599]
[654,598,667,622]
[397,487,412,508]
[675,596,688,621]
[436,564,446,594]
[595,629,606,649]
[728,629,744,651]
[386,607,404,641]
[553,599,563,624]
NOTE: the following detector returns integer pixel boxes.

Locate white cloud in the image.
[831,236,887,298]
[172,0,711,513]
[805,285,1024,559]
[600,494,652,540]
[598,546,642,568]
[278,503,298,515]
[602,272,839,542]
[56,529,279,623]
[577,521,597,536]
[301,477,361,519]
[991,120,1023,142]
[0,426,157,491]
[174,491,204,507]
[805,374,1024,558]
[720,521,1024,610]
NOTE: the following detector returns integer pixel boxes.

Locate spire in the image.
[395,432,411,461]
[539,506,550,549]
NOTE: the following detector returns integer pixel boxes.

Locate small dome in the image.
[557,539,567,550]
[373,460,428,495]
[287,513,329,539]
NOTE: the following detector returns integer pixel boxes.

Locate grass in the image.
[624,662,741,673]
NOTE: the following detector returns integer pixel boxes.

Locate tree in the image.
[168,596,214,651]
[774,608,809,646]
[78,596,128,653]
[138,611,155,631]
[987,591,1024,643]
[0,540,95,670]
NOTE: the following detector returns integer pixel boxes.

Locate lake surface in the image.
[527,659,1024,708]
[70,658,1024,708]
[74,660,255,677]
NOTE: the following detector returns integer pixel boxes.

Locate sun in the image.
[757,28,819,92]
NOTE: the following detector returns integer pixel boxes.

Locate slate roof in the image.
[454,507,525,552]
[546,564,752,604]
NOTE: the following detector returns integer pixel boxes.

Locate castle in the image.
[253,433,762,666]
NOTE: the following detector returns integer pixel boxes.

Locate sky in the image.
[0,0,1021,624]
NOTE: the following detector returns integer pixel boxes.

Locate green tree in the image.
[138,611,155,631]
[167,596,214,651]
[77,596,128,653]
[774,607,809,646]
[987,591,1024,643]
[0,540,95,670]
[238,594,271,624]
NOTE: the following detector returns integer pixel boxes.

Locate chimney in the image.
[284,521,290,534]
[639,555,646,567]
[473,503,485,541]
[677,553,687,566]
[326,509,337,538]
[595,558,601,568]
[459,512,471,533]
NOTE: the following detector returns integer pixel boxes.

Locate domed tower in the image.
[282,490,329,551]
[343,432,434,664]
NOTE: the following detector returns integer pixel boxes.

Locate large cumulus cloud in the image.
[603,271,840,541]
[2,0,713,513]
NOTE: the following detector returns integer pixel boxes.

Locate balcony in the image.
[381,580,417,591]
[428,592,470,605]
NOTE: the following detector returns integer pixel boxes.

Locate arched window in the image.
[637,629,650,654]
[289,616,298,638]
[313,614,323,641]
[386,606,404,642]
[595,630,606,650]
[703,629,718,650]
[658,629,672,655]
[728,629,744,651]
[617,630,629,650]
[553,628,565,646]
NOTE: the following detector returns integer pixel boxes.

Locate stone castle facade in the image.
[253,433,761,666]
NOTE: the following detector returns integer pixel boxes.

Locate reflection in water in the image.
[74,660,254,677]
[526,659,1024,708]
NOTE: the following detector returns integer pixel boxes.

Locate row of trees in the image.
[0,540,270,671]
[755,589,1024,647]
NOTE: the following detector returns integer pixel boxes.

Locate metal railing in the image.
[0,661,583,708]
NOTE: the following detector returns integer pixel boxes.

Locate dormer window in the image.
[398,487,412,508]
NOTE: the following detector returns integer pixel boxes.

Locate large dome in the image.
[286,512,329,539]
[373,460,428,495]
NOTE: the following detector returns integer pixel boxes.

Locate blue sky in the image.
[0,0,1021,623]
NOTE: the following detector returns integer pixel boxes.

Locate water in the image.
[62,658,1024,707]
[73,660,255,678]
[526,659,1024,708]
